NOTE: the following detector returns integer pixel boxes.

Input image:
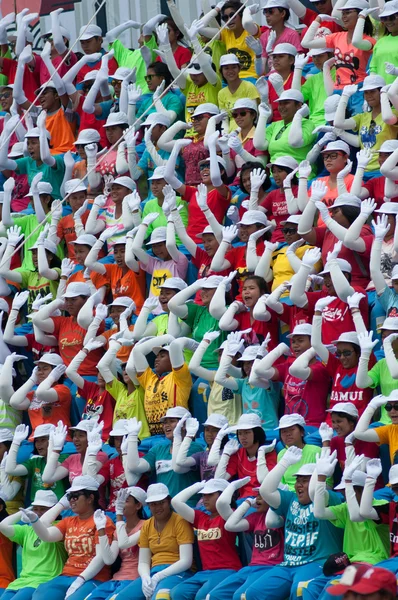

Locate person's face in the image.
[242,169,253,194]
[378,152,392,167]
[122,364,131,384]
[264,6,286,26]
[221,8,242,29]
[165,24,178,45]
[151,241,169,261]
[38,88,60,112]
[201,233,219,257]
[278,100,300,123]
[31,248,39,269]
[148,124,167,144]
[295,475,311,504]
[336,342,358,369]
[113,435,123,455]
[64,295,87,317]
[110,78,122,98]
[145,69,165,93]
[242,279,261,307]
[31,504,51,518]
[291,335,311,357]
[199,160,212,185]
[151,178,166,199]
[221,64,241,83]
[282,223,300,244]
[231,108,256,131]
[329,206,348,227]
[72,430,88,453]
[272,53,294,74]
[364,88,381,109]
[322,151,348,175]
[190,72,208,87]
[75,143,89,160]
[113,244,126,268]
[238,428,255,448]
[161,417,180,439]
[111,183,130,204]
[123,494,142,518]
[340,8,360,30]
[239,223,259,243]
[27,137,41,161]
[386,399,398,424]
[106,125,124,145]
[159,287,177,311]
[204,425,220,447]
[255,494,268,512]
[74,244,91,265]
[109,304,126,325]
[241,360,254,377]
[0,88,13,112]
[154,350,172,377]
[34,435,50,457]
[331,413,355,436]
[192,113,211,136]
[312,51,334,70]
[68,490,93,514]
[271,165,289,188]
[36,362,54,383]
[281,425,303,447]
[69,191,87,213]
[381,11,398,34]
[322,273,337,295]
[200,287,216,306]
[80,35,103,55]
[148,497,171,520]
[311,0,333,13]
[202,491,220,514]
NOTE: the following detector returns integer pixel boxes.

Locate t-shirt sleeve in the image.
[14,157,29,174]
[175,515,195,545]
[55,518,67,536]
[226,452,239,477]
[375,425,391,445]
[273,489,295,517]
[10,524,26,545]
[139,521,150,548]
[324,34,337,50]
[172,362,192,386]
[105,378,125,399]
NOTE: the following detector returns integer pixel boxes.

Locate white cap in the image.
[335,469,367,489]
[198,156,227,170]
[75,129,101,145]
[293,463,317,477]
[327,402,359,418]
[28,238,58,256]
[232,412,262,430]
[379,316,398,331]
[0,428,13,442]
[237,209,270,227]
[146,227,167,245]
[341,0,369,9]
[34,353,64,367]
[69,234,97,247]
[32,490,59,507]
[34,82,57,95]
[79,24,103,40]
[197,225,216,238]
[319,258,352,276]
[379,0,398,16]
[70,420,99,433]
[111,67,133,81]
[26,181,53,197]
[238,345,261,362]
[214,340,228,353]
[64,282,91,297]
[321,140,350,155]
[113,236,128,246]
[187,61,204,75]
[8,142,25,158]
[391,265,398,281]
[276,413,306,429]
[82,71,98,83]
[271,43,298,57]
[377,140,398,153]
[287,323,312,338]
[375,202,398,215]
[142,113,171,128]
[265,0,289,7]
[193,103,220,117]
[324,95,341,121]
[233,98,258,113]
[0,298,8,313]
[42,25,70,40]
[268,156,299,171]
[220,54,241,67]
[362,74,386,91]
[201,478,230,494]
[201,275,227,288]
[160,407,191,422]
[33,423,56,439]
[25,127,51,140]
[65,179,87,194]
[275,89,304,103]
[159,277,188,291]
[109,419,130,436]
[112,176,136,191]
[148,166,167,181]
[329,193,362,209]
[108,296,136,309]
[104,112,129,127]
[389,464,398,485]
[127,486,147,505]
[203,414,229,428]
[331,332,359,345]
[309,45,333,55]
[146,483,170,503]
[66,475,100,493]
[280,215,301,226]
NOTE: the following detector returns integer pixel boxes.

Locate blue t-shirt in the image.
[379,286,398,317]
[274,489,343,566]
[236,378,279,431]
[136,91,185,123]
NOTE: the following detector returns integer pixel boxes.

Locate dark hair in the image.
[161,18,184,41]
[82,489,101,510]
[48,251,61,270]
[331,410,358,426]
[240,161,272,194]
[272,165,298,187]
[339,204,361,225]
[222,0,243,13]
[277,6,291,21]
[130,495,146,520]
[220,62,241,84]
[147,61,173,88]
[244,275,268,295]
[236,426,266,447]
[0,440,12,451]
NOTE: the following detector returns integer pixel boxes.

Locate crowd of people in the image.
[0,0,398,598]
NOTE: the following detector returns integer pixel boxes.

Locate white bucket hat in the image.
[319,259,352,276]
[331,332,359,345]
[33,353,64,367]
[231,413,262,430]
[203,414,229,428]
[32,490,59,507]
[160,407,191,422]
[74,129,101,145]
[146,227,167,245]
[66,475,100,493]
[237,346,261,362]
[201,478,230,494]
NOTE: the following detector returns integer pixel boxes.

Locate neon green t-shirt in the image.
[184,302,226,369]
[182,75,222,125]
[15,268,61,312]
[142,197,188,244]
[369,36,398,84]
[368,358,398,424]
[110,36,158,94]
[106,378,150,439]
[278,444,322,490]
[266,119,317,175]
[302,70,336,127]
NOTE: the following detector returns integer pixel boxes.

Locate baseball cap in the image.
[201,275,227,289]
[328,565,397,597]
[280,215,301,226]
[237,345,261,362]
[340,0,369,9]
[104,112,129,127]
[159,277,188,291]
[237,210,270,227]
[197,225,216,238]
[33,423,55,439]
[109,419,129,436]
[323,552,352,577]
[193,103,220,117]
[287,323,312,338]
[379,316,398,331]
[319,258,352,276]
[34,353,64,367]
[335,469,367,490]
[265,0,290,6]
[112,176,136,191]
[111,67,133,81]
[63,282,91,298]
[377,140,398,153]
[66,475,100,493]
[160,407,191,422]
[324,95,341,121]
[389,464,398,485]
[146,227,167,245]
[32,490,59,507]
[69,234,97,247]
[233,98,258,113]
[64,179,87,194]
[8,142,25,158]
[141,113,171,128]
[74,128,101,145]
[108,296,136,309]
[34,82,57,96]
[293,463,316,477]
[203,414,229,428]
[0,428,13,443]
[28,239,57,255]
[148,166,167,181]
[79,24,103,40]
[375,202,398,214]
[275,89,304,103]
[219,54,241,67]
[276,414,306,429]
[25,127,51,140]
[271,43,298,56]
[127,486,147,505]
[326,401,359,418]
[330,332,359,345]
[309,45,333,55]
[379,0,398,16]
[201,478,230,494]
[231,413,262,430]
[26,181,53,197]
[268,156,299,171]
[320,140,350,155]
[69,420,100,433]
[146,483,170,503]
[82,71,98,83]
[362,74,386,91]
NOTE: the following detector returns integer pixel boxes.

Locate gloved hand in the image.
[11,290,30,310]
[13,424,30,445]
[385,62,398,77]
[31,293,53,313]
[227,331,245,357]
[346,292,365,309]
[250,168,267,193]
[142,297,159,312]
[215,423,231,441]
[366,458,382,480]
[196,183,208,211]
[61,259,76,278]
[257,333,272,357]
[258,102,272,120]
[319,422,334,443]
[342,84,358,98]
[342,453,365,480]
[384,333,398,347]
[268,72,284,96]
[142,575,156,599]
[297,104,310,118]
[58,494,70,510]
[356,148,372,170]
[143,14,167,35]
[224,439,240,456]
[283,167,299,189]
[156,22,170,46]
[249,227,270,244]
[266,29,276,54]
[327,240,343,262]
[3,177,16,194]
[258,439,277,456]
[227,206,239,225]
[18,44,33,65]
[229,476,251,491]
[310,180,328,203]
[286,239,304,255]
[295,53,309,69]
[314,296,335,312]
[65,576,85,600]
[173,413,189,443]
[19,507,39,523]
[318,132,337,147]
[228,135,243,155]
[142,213,159,227]
[345,431,355,445]
[84,339,105,353]
[99,225,122,242]
[264,241,279,252]
[368,394,388,411]
[115,488,130,515]
[87,431,103,456]
[84,143,98,161]
[336,160,353,181]
[302,247,322,268]
[372,214,390,241]
[222,225,238,244]
[93,195,107,209]
[95,303,108,321]
[298,160,312,179]
[126,417,142,441]
[29,367,40,385]
[51,420,68,452]
[153,80,166,103]
[255,76,269,101]
[280,446,303,467]
[359,6,379,16]
[360,197,376,219]
[93,508,107,530]
[74,200,88,220]
[246,35,262,55]
[46,364,66,385]
[315,201,332,225]
[185,418,199,437]
[7,225,23,247]
[316,449,338,477]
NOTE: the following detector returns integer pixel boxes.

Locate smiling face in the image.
[242,278,261,307]
[336,341,359,369]
[38,88,60,112]
[381,11,398,34]
[232,108,256,131]
[239,223,260,243]
[145,68,165,93]
[68,490,95,515]
[148,497,172,520]
[278,100,300,123]
[151,241,170,261]
[272,53,294,76]
[109,304,127,325]
[110,183,130,204]
[151,178,166,200]
[295,475,311,504]
[220,64,241,83]
[280,424,304,447]
[200,286,217,306]
[290,334,311,357]
[201,232,219,257]
[254,493,269,512]
[340,8,360,30]
[0,87,13,112]
[282,223,300,244]
[192,113,211,136]
[331,412,355,437]
[204,425,221,447]
[154,350,172,377]
[159,287,177,312]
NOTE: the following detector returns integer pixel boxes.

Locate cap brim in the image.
[146,493,168,502]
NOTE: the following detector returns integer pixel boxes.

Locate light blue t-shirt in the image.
[274,489,343,567]
[379,286,398,316]
[136,91,185,123]
[236,378,279,431]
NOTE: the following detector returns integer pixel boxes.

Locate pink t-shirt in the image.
[36,52,78,85]
[260,28,303,72]
[62,451,108,483]
[113,521,144,581]
[246,512,284,566]
[143,254,189,315]
[325,32,376,88]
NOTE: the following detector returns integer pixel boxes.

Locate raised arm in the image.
[217,477,251,522]
[171,481,204,523]
[260,446,303,508]
[168,281,202,320]
[355,331,380,393]
[333,86,358,130]
[370,215,390,295]
[353,394,385,442]
[359,459,382,520]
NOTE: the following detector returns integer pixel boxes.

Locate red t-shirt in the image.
[1,58,41,103]
[36,52,78,85]
[156,45,192,69]
[191,247,230,304]
[99,455,148,512]
[364,177,398,206]
[193,510,242,571]
[76,95,108,150]
[330,435,380,468]
[225,242,265,297]
[269,303,313,334]
[261,187,299,242]
[78,380,115,441]
[301,7,343,33]
[246,512,284,566]
[25,333,57,362]
[183,186,231,243]
[77,55,118,84]
[235,310,278,350]
[277,357,331,426]
[227,448,277,498]
[314,225,374,288]
[51,316,105,375]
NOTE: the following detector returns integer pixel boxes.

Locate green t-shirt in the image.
[110,37,158,95]
[21,455,68,503]
[0,400,22,431]
[105,379,150,439]
[142,197,188,245]
[278,445,322,491]
[329,501,389,563]
[368,358,398,424]
[8,524,67,589]
[15,155,65,200]
[369,36,398,84]
[184,302,226,369]
[151,313,193,363]
[15,268,61,310]
[266,119,317,175]
[302,70,336,128]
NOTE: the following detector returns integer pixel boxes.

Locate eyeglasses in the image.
[221,11,237,21]
[199,162,211,171]
[231,110,250,119]
[188,63,201,70]
[323,152,342,160]
[282,227,297,234]
[336,350,354,358]
[386,403,398,412]
[66,490,86,501]
[380,13,398,21]
[263,7,277,13]
[144,74,158,82]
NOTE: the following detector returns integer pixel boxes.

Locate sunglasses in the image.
[188,63,201,71]
[282,227,297,234]
[221,11,237,21]
[231,110,250,119]
[110,79,122,86]
[386,403,398,412]
[66,490,86,501]
[381,13,398,21]
[323,152,343,160]
[144,74,158,82]
[336,350,354,358]
[0,92,12,100]
[191,114,208,122]
[199,162,211,171]
[263,7,277,13]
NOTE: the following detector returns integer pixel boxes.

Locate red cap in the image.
[328,565,397,597]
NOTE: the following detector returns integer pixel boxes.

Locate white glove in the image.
[250,168,267,193]
[95,303,108,321]
[266,30,276,54]
[65,577,85,600]
[46,364,66,384]
[228,476,251,490]
[7,225,23,247]
[265,241,279,252]
[61,259,76,278]
[268,72,284,96]
[93,195,107,209]
[74,200,88,220]
[302,247,322,268]
[258,439,277,455]
[327,240,343,262]
[12,291,30,310]
[342,453,364,480]
[286,239,304,255]
[368,394,387,411]
[316,450,338,477]
[357,148,372,170]
[318,132,337,147]
[115,488,130,515]
[280,446,303,467]
[366,458,382,480]
[358,331,378,356]
[385,62,398,77]
[227,206,239,225]
[99,224,121,242]
[247,3,260,14]
[255,76,269,101]
[84,339,105,353]
[298,160,312,179]
[203,331,221,344]
[224,439,240,456]
[227,331,245,356]
[173,414,189,442]
[19,507,39,523]
[58,494,70,510]
[142,212,159,227]
[310,180,328,203]
[342,84,358,98]
[372,214,390,241]
[246,35,262,55]
[185,418,199,437]
[249,228,270,244]
[222,225,238,244]
[297,104,310,118]
[143,297,159,312]
[315,296,335,312]
[283,167,299,189]
[319,422,334,443]
[51,420,68,452]
[87,431,103,456]
[93,509,107,530]
[346,292,365,309]
[13,424,30,445]
[126,417,142,441]
[360,198,376,219]
[196,184,208,211]
[84,143,98,160]
[156,22,170,46]
[153,80,166,103]
[295,53,309,70]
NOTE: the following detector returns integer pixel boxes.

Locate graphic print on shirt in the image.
[330,372,365,404]
[334,48,360,85]
[253,527,283,555]
[283,376,309,418]
[360,122,382,149]
[228,48,252,72]
[284,500,319,564]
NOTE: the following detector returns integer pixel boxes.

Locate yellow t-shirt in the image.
[6,476,24,514]
[105,379,150,439]
[220,26,260,80]
[139,512,194,567]
[352,110,398,172]
[183,75,222,123]
[271,244,322,292]
[208,380,242,426]
[218,81,260,131]
[375,424,398,463]
[137,364,192,435]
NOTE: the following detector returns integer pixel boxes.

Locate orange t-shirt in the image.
[57,213,89,260]
[51,316,105,375]
[0,532,14,587]
[102,325,135,362]
[95,265,145,312]
[46,108,76,154]
[27,384,72,439]
[67,270,106,289]
[56,515,115,581]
